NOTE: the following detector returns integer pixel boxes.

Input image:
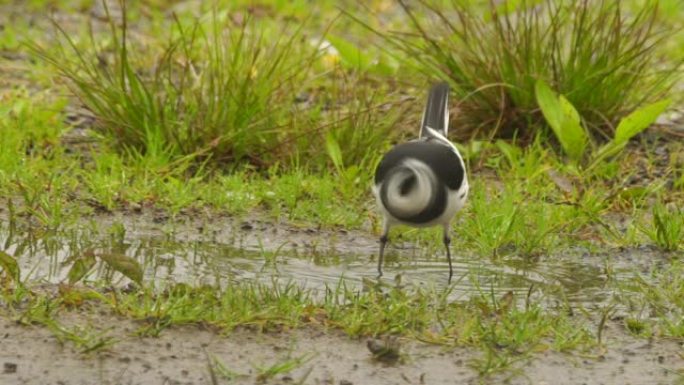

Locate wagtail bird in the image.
[372,82,469,283]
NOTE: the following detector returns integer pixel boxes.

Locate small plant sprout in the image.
[639,202,684,252]
[535,79,672,168]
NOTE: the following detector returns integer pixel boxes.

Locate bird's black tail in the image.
[420,82,450,138]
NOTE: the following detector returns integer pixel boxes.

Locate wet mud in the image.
[1,314,682,385]
[1,212,683,384]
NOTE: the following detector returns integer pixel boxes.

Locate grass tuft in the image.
[640,202,684,252]
[29,5,321,169]
[382,0,682,140]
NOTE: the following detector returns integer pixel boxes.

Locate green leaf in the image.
[535,79,588,162]
[327,36,371,71]
[614,99,671,144]
[99,253,143,285]
[67,250,97,284]
[325,132,344,171]
[0,251,20,283]
[558,95,588,160]
[590,99,671,168]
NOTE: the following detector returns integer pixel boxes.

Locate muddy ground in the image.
[1,312,682,385]
[0,211,683,385]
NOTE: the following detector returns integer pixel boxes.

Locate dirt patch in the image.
[0,313,682,385]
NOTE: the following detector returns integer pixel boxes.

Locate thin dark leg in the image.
[443,232,453,284]
[377,234,388,278]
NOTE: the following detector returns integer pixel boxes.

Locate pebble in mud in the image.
[3,362,17,374]
[366,337,401,363]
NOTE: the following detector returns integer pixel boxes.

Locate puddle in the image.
[0,215,661,308]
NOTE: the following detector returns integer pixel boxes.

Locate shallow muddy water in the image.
[1,213,682,385]
[0,213,664,310]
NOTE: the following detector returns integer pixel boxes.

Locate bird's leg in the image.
[377,222,390,278]
[443,226,453,284]
[378,234,388,278]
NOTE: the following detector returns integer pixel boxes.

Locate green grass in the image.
[1,88,680,247]
[639,201,684,252]
[0,274,598,364]
[372,0,682,141]
[25,2,404,173]
[1,88,681,250]
[0,89,67,181]
[29,7,319,168]
[4,252,677,376]
[0,88,372,228]
[618,260,684,337]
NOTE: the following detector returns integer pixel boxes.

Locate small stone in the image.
[3,362,17,374]
[340,380,353,385]
[366,336,401,363]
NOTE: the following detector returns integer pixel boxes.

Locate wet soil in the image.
[1,313,682,385]
[1,211,683,384]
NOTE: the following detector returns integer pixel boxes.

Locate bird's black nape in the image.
[420,81,450,138]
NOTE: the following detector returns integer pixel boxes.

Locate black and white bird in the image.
[372,82,468,282]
